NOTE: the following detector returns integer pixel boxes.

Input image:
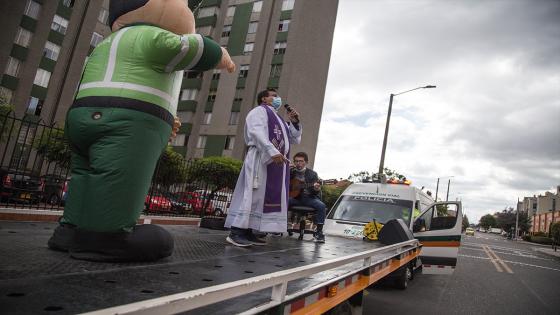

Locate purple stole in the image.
[262,105,290,213]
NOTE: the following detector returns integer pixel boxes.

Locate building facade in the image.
[174,0,338,166]
[527,186,560,234]
[0,0,111,124]
[0,0,338,167]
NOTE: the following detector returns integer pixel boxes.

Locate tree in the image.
[152,146,189,187]
[321,181,351,210]
[33,128,71,169]
[517,211,532,235]
[462,214,470,231]
[0,91,17,144]
[479,214,497,230]
[188,156,243,212]
[347,167,406,183]
[495,207,516,233]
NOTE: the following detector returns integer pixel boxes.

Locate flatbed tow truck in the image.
[0,221,418,314]
[0,195,460,314]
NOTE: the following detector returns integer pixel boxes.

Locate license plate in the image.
[20,193,31,199]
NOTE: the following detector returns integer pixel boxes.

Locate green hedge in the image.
[524,235,553,245]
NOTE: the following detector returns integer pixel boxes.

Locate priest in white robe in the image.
[225,88,302,247]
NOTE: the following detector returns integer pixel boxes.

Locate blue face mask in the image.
[271,97,282,110]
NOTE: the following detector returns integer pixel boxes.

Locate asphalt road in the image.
[363,232,560,314]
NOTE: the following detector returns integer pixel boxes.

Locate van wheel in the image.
[394,265,412,290]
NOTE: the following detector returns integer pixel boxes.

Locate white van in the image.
[324,181,463,276]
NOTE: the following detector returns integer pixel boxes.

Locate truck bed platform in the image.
[0,221,415,314]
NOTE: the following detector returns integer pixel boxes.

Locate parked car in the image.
[174,191,217,215]
[41,174,70,205]
[145,193,174,212]
[0,169,44,204]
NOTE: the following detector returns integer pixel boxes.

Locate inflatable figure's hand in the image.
[218,47,236,73]
[169,117,181,142]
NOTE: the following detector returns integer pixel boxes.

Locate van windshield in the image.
[328,195,414,225]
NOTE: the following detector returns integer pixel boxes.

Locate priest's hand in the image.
[287,107,300,123]
[271,154,289,165]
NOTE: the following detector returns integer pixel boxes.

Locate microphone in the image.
[284,104,299,123]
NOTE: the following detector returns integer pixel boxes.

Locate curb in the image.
[0,208,201,226]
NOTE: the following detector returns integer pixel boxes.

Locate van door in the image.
[412,201,462,275]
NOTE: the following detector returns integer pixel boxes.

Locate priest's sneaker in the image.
[226,233,253,247]
[313,232,325,243]
[247,231,267,246]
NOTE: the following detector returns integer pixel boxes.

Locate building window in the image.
[24,0,41,19]
[43,41,61,61]
[33,69,51,88]
[278,20,290,32]
[228,112,240,125]
[202,112,212,125]
[4,57,21,77]
[171,134,187,146]
[212,69,221,80]
[185,71,202,79]
[0,88,13,104]
[274,41,287,55]
[177,111,194,123]
[282,0,295,11]
[243,43,254,55]
[14,28,33,47]
[197,135,207,148]
[196,26,212,36]
[98,7,109,25]
[253,1,263,13]
[207,89,217,102]
[224,136,235,150]
[221,25,231,38]
[26,97,43,116]
[239,65,249,78]
[198,6,218,18]
[248,22,258,34]
[234,88,244,101]
[90,32,104,47]
[270,64,282,77]
[180,89,198,101]
[226,6,236,17]
[51,15,69,35]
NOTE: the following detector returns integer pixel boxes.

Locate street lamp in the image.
[378,85,436,181]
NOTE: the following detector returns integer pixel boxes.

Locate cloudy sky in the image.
[313,0,560,223]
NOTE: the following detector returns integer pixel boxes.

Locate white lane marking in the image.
[459,254,560,272]
[461,245,550,261]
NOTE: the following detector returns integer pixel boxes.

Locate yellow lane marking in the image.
[486,245,514,274]
[483,245,503,272]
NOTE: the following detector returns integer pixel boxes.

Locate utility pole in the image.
[515,197,519,241]
[435,178,440,201]
[445,178,451,201]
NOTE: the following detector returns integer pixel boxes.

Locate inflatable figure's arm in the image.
[145,31,234,73]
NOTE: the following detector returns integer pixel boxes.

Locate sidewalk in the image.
[534,247,560,259]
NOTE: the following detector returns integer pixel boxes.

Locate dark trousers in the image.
[289,196,326,224]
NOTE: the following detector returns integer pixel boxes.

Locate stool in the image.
[287,205,317,240]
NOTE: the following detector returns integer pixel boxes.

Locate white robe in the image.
[225,105,302,232]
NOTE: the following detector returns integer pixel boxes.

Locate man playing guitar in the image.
[289,152,326,243]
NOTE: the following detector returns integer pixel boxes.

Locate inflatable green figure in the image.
[48,0,235,262]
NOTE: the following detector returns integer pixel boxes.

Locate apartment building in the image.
[0,0,338,167]
[175,0,338,165]
[0,0,111,124]
[527,186,560,234]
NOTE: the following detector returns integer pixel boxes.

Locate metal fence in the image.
[0,112,237,218]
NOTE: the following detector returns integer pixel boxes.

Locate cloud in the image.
[314,0,560,224]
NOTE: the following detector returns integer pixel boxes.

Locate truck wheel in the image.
[394,265,412,290]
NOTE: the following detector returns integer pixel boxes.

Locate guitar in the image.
[289,178,318,198]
